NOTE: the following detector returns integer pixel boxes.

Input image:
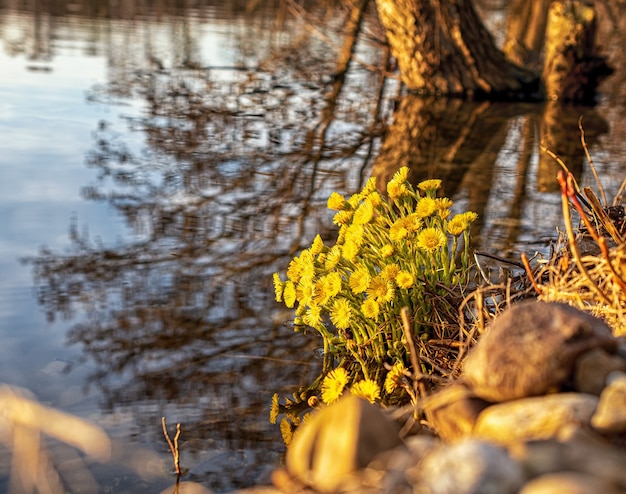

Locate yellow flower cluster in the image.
[272,167,477,400]
[320,367,381,404]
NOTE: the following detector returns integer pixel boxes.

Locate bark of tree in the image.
[503,0,551,67]
[542,0,613,103]
[374,0,540,99]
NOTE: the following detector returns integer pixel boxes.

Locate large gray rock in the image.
[463,301,617,402]
[410,439,525,494]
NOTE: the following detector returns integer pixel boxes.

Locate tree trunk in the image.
[503,0,551,67]
[542,0,613,103]
[374,0,540,99]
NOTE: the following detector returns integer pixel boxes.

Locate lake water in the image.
[0,1,625,492]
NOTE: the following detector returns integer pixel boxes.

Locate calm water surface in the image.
[0,1,625,492]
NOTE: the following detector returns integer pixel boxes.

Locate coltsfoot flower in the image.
[385,362,407,394]
[321,367,349,404]
[351,379,381,403]
[327,192,348,211]
[416,227,446,252]
[330,297,353,330]
[361,298,380,320]
[395,270,415,289]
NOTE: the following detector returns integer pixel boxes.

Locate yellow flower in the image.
[460,211,478,223]
[342,240,359,261]
[347,194,361,209]
[415,197,437,218]
[446,212,477,236]
[417,227,446,252]
[310,234,325,255]
[321,367,349,404]
[384,362,407,394]
[353,200,374,225]
[324,246,342,270]
[297,278,315,306]
[286,257,301,282]
[391,166,409,184]
[351,379,381,403]
[436,197,453,219]
[404,213,422,232]
[360,177,377,196]
[323,272,342,298]
[330,297,352,330]
[417,179,442,192]
[446,214,467,236]
[395,270,415,289]
[361,298,380,320]
[333,210,353,226]
[380,244,394,258]
[303,303,322,328]
[438,208,451,220]
[382,264,400,282]
[273,273,284,302]
[313,279,331,306]
[367,276,395,303]
[436,197,453,208]
[349,265,371,294]
[270,393,280,424]
[299,259,315,282]
[345,224,365,246]
[327,192,348,211]
[389,218,408,241]
[367,191,382,208]
[387,181,408,200]
[283,281,297,308]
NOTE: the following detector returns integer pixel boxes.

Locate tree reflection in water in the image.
[17,0,623,490]
[23,3,390,489]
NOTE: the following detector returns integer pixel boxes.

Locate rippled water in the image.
[0,1,625,492]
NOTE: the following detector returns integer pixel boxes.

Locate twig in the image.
[161,417,182,476]
[557,171,611,305]
[578,116,607,206]
[400,308,424,397]
[521,252,542,295]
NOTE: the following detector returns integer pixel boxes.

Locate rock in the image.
[425,383,490,442]
[286,395,403,493]
[591,371,626,433]
[574,347,626,395]
[409,439,525,494]
[463,300,617,402]
[511,427,626,488]
[519,472,623,494]
[473,393,598,445]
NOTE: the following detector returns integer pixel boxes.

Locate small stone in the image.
[473,393,598,445]
[286,395,402,493]
[591,371,626,433]
[410,439,525,494]
[425,383,490,442]
[463,301,617,402]
[574,347,626,395]
[519,472,622,494]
